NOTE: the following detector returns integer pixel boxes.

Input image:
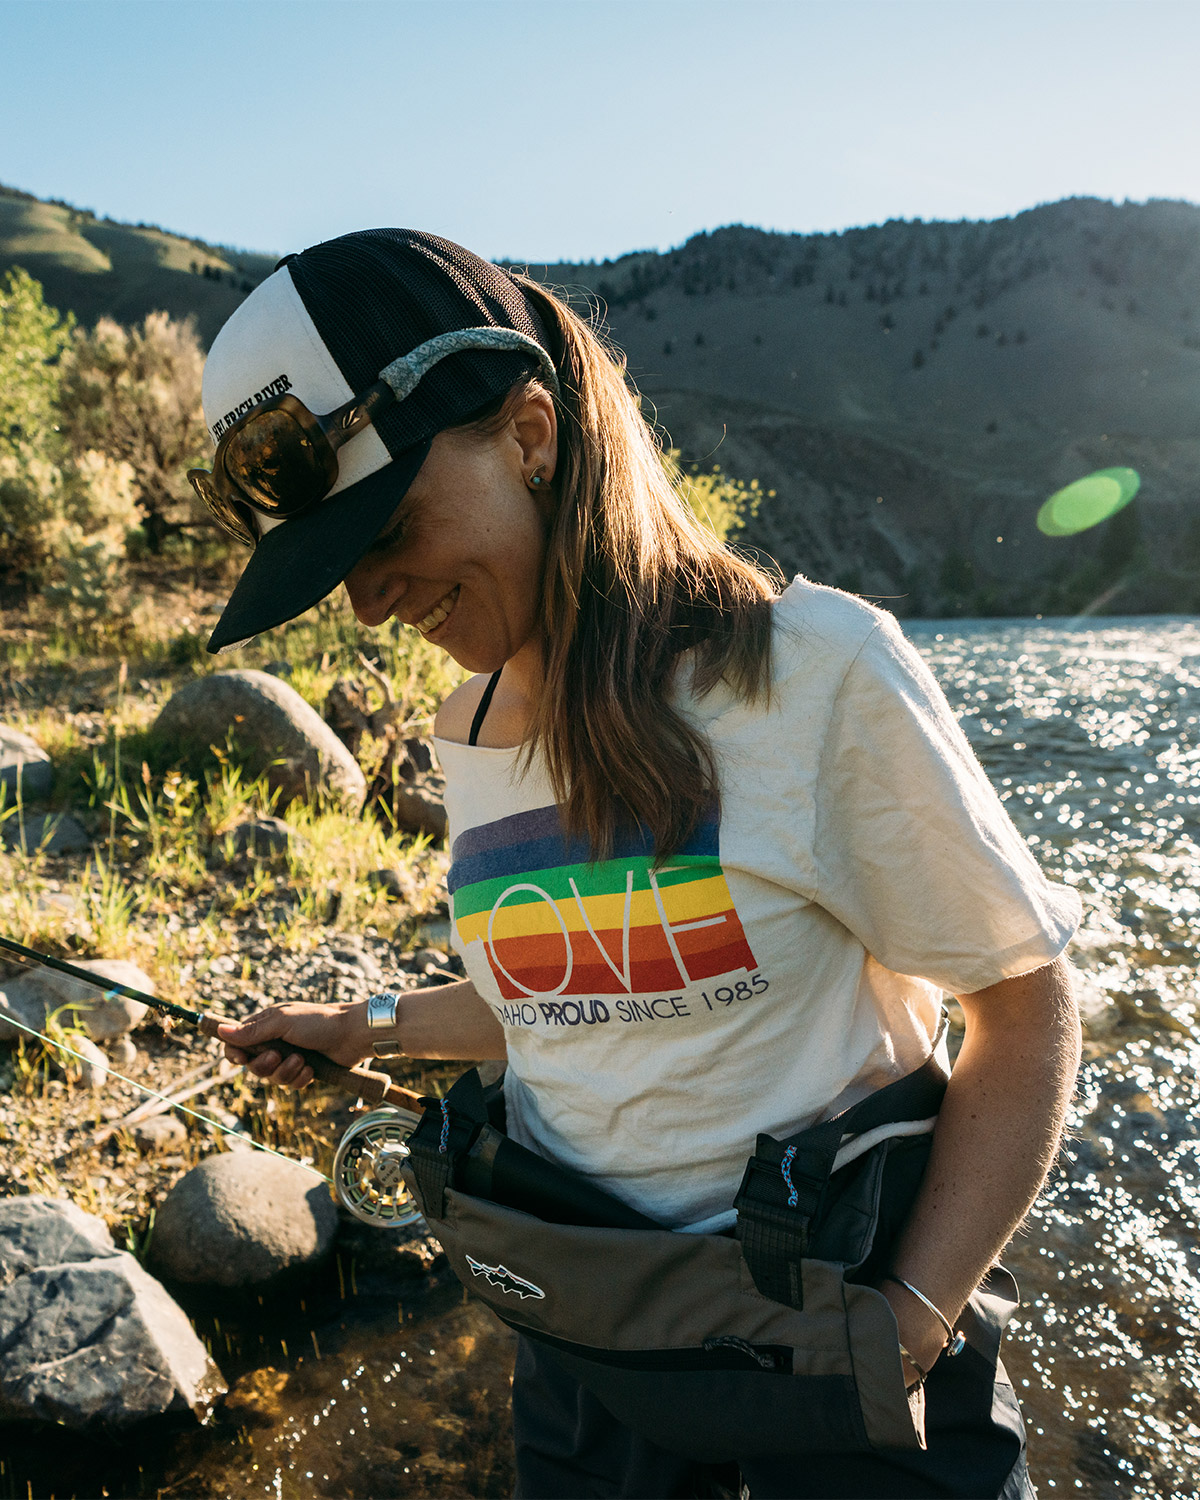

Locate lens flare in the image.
[1037,468,1140,537]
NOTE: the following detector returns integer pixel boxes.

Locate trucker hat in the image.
[201,228,555,653]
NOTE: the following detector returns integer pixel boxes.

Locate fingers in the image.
[266,1050,314,1090]
[216,1011,284,1048]
[215,1007,318,1089]
[234,1045,315,1090]
[214,1001,363,1076]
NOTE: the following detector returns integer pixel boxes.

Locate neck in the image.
[500,634,545,708]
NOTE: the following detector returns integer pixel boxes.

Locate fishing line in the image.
[3,1010,331,1183]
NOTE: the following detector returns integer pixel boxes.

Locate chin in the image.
[444,641,509,674]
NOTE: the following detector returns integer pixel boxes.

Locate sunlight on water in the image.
[907,617,1200,1498]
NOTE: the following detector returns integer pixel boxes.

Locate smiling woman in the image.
[205,227,1081,1500]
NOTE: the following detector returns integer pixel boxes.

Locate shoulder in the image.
[434,674,492,745]
[770,576,894,684]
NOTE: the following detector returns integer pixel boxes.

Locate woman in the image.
[200,228,1081,1499]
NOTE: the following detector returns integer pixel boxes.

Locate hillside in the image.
[0,185,274,344]
[525,198,1200,613]
[4,186,1199,614]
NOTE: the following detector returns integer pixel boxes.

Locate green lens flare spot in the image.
[1037,468,1141,537]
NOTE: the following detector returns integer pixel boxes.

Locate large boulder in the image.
[0,957,150,1045]
[0,727,53,803]
[149,1151,338,1288]
[1,811,90,855]
[0,1196,223,1427]
[153,670,366,810]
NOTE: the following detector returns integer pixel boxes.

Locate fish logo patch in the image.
[465,1254,546,1300]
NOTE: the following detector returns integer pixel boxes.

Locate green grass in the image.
[0,580,455,988]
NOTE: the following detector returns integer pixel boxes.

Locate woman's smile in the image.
[415,584,460,637]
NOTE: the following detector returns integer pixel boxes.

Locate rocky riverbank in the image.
[0,589,482,1451]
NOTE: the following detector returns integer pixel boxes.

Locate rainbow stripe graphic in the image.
[449,805,756,1001]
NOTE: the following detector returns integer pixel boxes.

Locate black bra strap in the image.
[468,670,503,746]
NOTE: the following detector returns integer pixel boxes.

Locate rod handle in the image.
[198,1014,424,1111]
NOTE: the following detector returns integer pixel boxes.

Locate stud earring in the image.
[528,468,545,489]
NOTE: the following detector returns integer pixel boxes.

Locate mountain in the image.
[525,198,1200,615]
[0,184,274,345]
[4,184,1198,615]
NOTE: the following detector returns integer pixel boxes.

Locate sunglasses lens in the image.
[188,468,257,547]
[225,408,331,513]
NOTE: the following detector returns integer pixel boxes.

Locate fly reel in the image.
[333,1106,426,1228]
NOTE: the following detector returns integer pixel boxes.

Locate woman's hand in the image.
[216,1000,371,1088]
[878,1278,951,1391]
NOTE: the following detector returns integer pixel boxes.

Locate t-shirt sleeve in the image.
[812,614,1081,994]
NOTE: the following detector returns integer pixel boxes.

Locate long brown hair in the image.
[466,275,779,860]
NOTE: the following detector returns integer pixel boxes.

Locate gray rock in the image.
[150,1151,338,1288]
[330,944,383,981]
[133,1115,188,1153]
[0,957,150,1044]
[368,867,413,902]
[390,776,448,840]
[66,1035,110,1090]
[0,1196,115,1282]
[1,811,90,854]
[0,1196,223,1427]
[152,670,366,810]
[106,1035,139,1072]
[227,815,294,860]
[0,726,53,803]
[34,889,79,918]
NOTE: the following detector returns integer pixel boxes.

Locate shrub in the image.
[662,449,769,542]
[0,269,142,616]
[59,311,208,551]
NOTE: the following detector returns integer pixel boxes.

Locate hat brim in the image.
[207,438,433,653]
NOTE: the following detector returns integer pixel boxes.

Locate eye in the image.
[368,509,410,554]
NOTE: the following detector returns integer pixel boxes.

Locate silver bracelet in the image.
[897,1341,929,1388]
[885,1275,966,1357]
[366,990,401,1029]
[366,990,405,1058]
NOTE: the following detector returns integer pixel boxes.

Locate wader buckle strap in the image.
[735,1034,950,1309]
[405,1070,492,1215]
[734,1121,841,1308]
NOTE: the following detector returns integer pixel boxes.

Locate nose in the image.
[344,555,407,627]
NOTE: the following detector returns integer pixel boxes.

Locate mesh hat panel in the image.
[287,230,552,458]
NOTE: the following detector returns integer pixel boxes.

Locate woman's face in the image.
[342,396,555,674]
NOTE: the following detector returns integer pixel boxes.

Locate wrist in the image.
[881,1280,951,1374]
[364,989,407,1059]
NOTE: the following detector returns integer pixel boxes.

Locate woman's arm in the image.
[882,956,1081,1381]
[216,976,507,1087]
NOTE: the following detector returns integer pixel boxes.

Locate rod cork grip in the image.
[204,1012,423,1110]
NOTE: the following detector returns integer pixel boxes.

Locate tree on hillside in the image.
[59,312,208,551]
[0,270,140,614]
[0,267,71,454]
[662,450,769,543]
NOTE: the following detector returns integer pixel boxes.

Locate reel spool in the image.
[333,1106,425,1228]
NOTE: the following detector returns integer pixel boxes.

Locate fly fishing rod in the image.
[0,933,423,1113]
[0,932,435,1227]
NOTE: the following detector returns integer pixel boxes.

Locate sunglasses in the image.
[188,327,561,548]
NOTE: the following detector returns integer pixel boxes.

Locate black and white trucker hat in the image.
[202,228,555,653]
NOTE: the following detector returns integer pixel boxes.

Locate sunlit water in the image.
[906,617,1200,1499]
[7,617,1200,1500]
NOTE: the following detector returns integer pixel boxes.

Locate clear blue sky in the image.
[3,0,1199,263]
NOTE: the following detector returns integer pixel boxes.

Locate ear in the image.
[509,386,558,487]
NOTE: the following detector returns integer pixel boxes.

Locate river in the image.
[8,616,1200,1499]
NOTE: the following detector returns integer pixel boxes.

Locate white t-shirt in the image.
[435,579,1080,1229]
